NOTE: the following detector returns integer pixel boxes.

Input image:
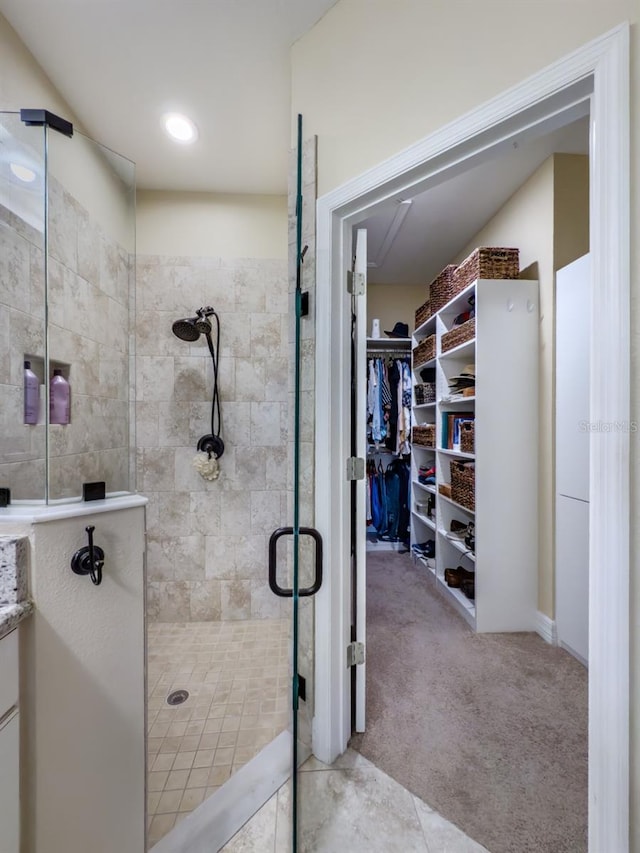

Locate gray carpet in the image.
[350,551,587,853]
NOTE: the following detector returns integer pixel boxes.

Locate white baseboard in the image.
[535,611,557,645]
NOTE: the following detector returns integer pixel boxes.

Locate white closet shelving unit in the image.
[411,278,539,631]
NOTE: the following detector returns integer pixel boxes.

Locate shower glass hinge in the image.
[346,457,365,480]
[347,270,365,296]
[347,642,365,667]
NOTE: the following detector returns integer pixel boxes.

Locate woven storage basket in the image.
[451,461,475,511]
[453,247,519,293]
[429,264,458,312]
[441,317,475,353]
[414,382,436,405]
[412,424,435,447]
[460,421,475,454]
[415,299,431,328]
[413,335,435,366]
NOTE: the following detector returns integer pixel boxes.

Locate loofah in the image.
[193,452,220,481]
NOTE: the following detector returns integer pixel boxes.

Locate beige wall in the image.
[291,1,637,198]
[554,154,590,269]
[136,191,287,258]
[367,283,427,335]
[0,13,135,250]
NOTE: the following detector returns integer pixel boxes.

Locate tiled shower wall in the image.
[137,254,290,622]
[0,178,131,500]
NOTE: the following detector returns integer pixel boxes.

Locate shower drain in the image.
[166,689,189,706]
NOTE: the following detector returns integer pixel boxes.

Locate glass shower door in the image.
[268,114,322,853]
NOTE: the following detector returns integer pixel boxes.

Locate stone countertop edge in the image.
[0,535,33,640]
[0,600,34,640]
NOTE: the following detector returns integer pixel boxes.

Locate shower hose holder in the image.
[197,434,225,460]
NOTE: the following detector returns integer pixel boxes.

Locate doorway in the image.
[313,24,629,852]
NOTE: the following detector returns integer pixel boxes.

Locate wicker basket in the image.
[412,424,435,447]
[460,421,475,454]
[451,460,475,511]
[438,483,452,499]
[414,382,436,405]
[415,299,431,328]
[441,317,475,353]
[453,247,519,293]
[413,335,435,366]
[429,265,458,312]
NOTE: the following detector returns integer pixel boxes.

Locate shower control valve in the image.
[197,434,225,459]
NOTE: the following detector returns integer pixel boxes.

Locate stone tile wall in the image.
[138,254,290,622]
[0,177,132,501]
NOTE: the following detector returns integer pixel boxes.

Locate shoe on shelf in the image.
[461,579,475,600]
[444,565,475,588]
[412,539,435,558]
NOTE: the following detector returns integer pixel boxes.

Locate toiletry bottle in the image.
[24,360,39,424]
[50,369,70,425]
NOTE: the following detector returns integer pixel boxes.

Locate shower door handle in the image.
[268,527,323,598]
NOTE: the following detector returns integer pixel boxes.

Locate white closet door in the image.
[354,228,367,732]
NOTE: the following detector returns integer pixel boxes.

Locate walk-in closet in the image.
[350,115,591,853]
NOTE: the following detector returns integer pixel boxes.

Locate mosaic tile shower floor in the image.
[147,619,290,847]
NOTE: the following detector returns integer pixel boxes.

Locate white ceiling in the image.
[0,0,338,193]
[0,1,589,282]
[360,115,590,286]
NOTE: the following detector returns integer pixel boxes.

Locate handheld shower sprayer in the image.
[172,306,224,460]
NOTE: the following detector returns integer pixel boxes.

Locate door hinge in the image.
[347,642,365,667]
[347,270,365,296]
[346,457,365,480]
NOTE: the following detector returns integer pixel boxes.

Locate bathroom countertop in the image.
[0,534,33,639]
[0,599,34,640]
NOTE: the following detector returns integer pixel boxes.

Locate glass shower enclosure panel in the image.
[0,111,46,501]
[0,109,136,504]
[46,125,136,501]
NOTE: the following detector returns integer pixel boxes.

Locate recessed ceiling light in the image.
[10,162,36,182]
[163,113,198,144]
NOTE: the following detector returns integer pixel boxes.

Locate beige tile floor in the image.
[147,619,290,847]
[222,750,490,853]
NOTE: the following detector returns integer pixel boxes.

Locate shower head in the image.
[172,306,216,342]
[172,317,201,342]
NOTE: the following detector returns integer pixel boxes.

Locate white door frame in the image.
[312,23,630,852]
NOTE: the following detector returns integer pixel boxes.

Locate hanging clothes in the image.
[380,457,411,543]
[396,360,412,455]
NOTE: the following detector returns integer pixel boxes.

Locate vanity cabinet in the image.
[0,627,20,853]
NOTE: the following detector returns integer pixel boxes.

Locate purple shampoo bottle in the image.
[24,360,39,424]
[50,369,70,425]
